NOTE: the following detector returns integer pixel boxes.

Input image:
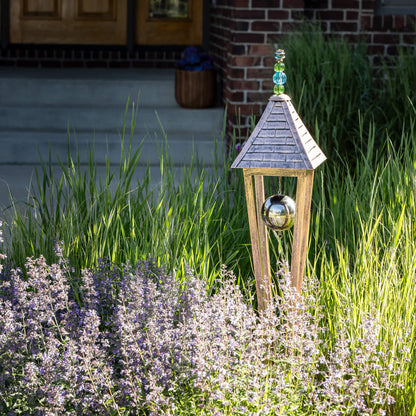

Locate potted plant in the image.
[175,46,216,109]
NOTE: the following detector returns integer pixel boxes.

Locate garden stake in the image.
[231,49,327,311]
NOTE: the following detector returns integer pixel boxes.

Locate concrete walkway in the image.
[0,67,225,212]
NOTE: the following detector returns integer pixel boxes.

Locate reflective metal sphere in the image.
[261,194,296,231]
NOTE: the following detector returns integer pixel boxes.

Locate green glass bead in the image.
[274,84,284,95]
[274,62,285,72]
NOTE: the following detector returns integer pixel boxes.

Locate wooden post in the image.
[291,170,314,292]
[243,170,271,311]
[254,175,271,298]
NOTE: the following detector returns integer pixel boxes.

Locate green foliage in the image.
[4,119,248,289]
[2,23,416,414]
[281,23,416,162]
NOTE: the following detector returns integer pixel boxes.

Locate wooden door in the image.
[136,0,203,45]
[10,0,127,44]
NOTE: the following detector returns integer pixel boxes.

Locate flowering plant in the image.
[0,245,407,414]
[175,46,214,71]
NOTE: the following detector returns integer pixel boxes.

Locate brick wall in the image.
[209,0,306,143]
[0,45,182,69]
[209,0,416,145]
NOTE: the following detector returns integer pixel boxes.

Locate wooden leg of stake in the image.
[254,175,271,300]
[243,171,270,311]
[291,171,314,293]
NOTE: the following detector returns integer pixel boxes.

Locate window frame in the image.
[376,0,416,15]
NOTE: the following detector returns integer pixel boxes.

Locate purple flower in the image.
[0,252,408,415]
[176,47,214,71]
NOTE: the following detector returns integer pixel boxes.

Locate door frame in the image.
[1,0,209,49]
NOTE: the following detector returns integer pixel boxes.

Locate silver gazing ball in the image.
[261,194,296,231]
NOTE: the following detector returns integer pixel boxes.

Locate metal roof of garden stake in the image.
[231,49,326,311]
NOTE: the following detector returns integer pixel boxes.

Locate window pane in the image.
[149,0,189,18]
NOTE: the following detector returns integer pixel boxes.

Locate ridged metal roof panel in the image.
[231,94,326,170]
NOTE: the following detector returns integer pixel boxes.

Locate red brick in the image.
[230,56,261,66]
[332,0,359,8]
[247,67,273,79]
[263,56,274,68]
[227,67,245,78]
[262,80,274,92]
[230,0,250,6]
[228,80,260,90]
[393,15,405,30]
[252,0,273,6]
[233,21,249,31]
[282,21,309,31]
[362,0,376,10]
[383,15,394,29]
[268,10,290,20]
[372,15,383,30]
[346,11,359,20]
[232,9,265,19]
[304,0,327,7]
[15,60,39,68]
[248,44,273,56]
[330,21,358,32]
[360,15,372,30]
[386,45,399,55]
[232,32,265,43]
[292,10,304,20]
[225,90,245,102]
[304,10,314,19]
[366,44,385,55]
[252,21,280,31]
[316,10,344,20]
[233,104,262,116]
[247,91,269,103]
[373,33,400,44]
[231,44,246,55]
[282,0,304,8]
[344,33,371,42]
[403,34,416,44]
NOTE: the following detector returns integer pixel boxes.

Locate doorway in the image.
[9,0,204,46]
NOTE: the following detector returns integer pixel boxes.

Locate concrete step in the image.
[0,105,224,134]
[0,67,225,210]
[0,130,224,166]
[0,68,177,107]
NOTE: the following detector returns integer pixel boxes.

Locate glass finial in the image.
[273,49,286,95]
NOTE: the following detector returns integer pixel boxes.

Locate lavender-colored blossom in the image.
[0,247,409,415]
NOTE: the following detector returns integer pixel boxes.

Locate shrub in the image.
[0,250,407,415]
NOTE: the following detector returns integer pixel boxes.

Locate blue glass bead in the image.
[275,50,285,60]
[273,72,287,86]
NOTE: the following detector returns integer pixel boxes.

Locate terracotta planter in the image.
[175,69,216,109]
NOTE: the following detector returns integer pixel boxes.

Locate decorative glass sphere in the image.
[274,84,285,95]
[273,71,287,86]
[274,62,285,72]
[261,194,296,231]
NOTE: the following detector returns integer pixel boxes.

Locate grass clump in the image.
[282,23,416,162]
[4,123,248,289]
